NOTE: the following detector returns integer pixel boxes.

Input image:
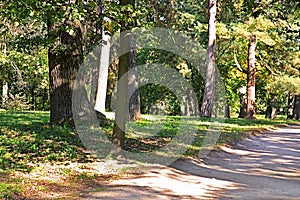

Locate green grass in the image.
[0,110,296,170]
[123,114,298,156]
[0,110,95,172]
[0,110,297,198]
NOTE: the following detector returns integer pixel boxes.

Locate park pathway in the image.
[81,124,300,199]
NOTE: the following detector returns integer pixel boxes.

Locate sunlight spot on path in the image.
[112,167,242,198]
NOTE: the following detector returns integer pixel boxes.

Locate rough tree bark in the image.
[245,34,256,119]
[201,0,217,118]
[128,33,141,121]
[1,34,8,109]
[293,95,300,120]
[47,14,84,126]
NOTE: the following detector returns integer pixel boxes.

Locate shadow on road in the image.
[81,125,300,200]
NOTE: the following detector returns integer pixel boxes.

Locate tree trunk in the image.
[238,97,247,118]
[47,14,84,126]
[224,103,230,118]
[31,85,35,110]
[265,97,277,119]
[42,87,48,111]
[112,0,136,148]
[128,33,141,121]
[287,93,294,119]
[201,0,217,118]
[265,106,277,119]
[112,31,129,148]
[94,17,111,113]
[1,34,8,109]
[271,107,277,119]
[293,95,300,120]
[245,34,256,119]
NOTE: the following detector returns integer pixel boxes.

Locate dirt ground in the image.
[79,124,300,200]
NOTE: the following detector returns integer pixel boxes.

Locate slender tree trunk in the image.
[293,95,300,120]
[224,103,230,118]
[47,14,83,126]
[201,0,217,118]
[128,33,141,121]
[1,34,8,109]
[112,31,129,148]
[265,106,277,119]
[238,97,247,118]
[42,87,48,111]
[112,0,135,148]
[265,97,277,119]
[287,93,294,119]
[31,85,35,110]
[94,17,111,113]
[246,34,256,119]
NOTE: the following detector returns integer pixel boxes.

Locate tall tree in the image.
[112,0,135,148]
[201,0,217,118]
[246,34,256,119]
[47,9,84,125]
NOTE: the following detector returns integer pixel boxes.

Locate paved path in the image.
[81,124,300,199]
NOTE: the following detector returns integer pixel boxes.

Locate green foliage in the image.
[215,0,300,114]
[266,76,300,95]
[1,0,299,116]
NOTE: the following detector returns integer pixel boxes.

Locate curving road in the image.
[81,124,300,199]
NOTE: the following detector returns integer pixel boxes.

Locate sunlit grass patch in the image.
[0,110,95,172]
[121,114,297,156]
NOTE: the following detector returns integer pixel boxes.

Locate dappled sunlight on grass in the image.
[101,113,297,156]
[0,110,97,172]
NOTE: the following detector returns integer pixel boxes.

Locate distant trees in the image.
[0,0,299,124]
[0,2,49,111]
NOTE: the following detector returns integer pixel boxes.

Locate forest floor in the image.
[80,124,300,200]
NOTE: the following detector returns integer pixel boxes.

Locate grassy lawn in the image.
[0,110,297,199]
[0,110,98,199]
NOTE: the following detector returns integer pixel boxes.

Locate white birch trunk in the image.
[94,17,111,113]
